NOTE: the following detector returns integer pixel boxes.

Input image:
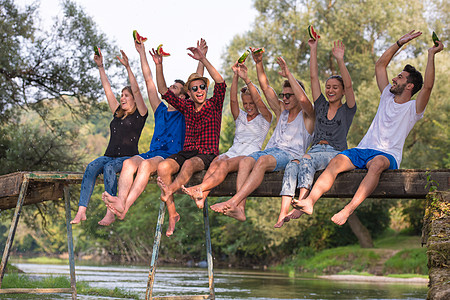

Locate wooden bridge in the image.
[0,169,449,299]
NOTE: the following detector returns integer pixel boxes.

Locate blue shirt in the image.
[149,102,185,155]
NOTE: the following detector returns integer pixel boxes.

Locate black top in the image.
[104,108,148,157]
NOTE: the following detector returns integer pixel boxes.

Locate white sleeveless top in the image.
[223,109,271,158]
[266,109,313,159]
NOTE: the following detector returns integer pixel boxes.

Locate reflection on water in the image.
[5,263,427,299]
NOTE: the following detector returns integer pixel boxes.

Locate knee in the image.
[122,158,134,169]
[157,161,172,175]
[255,156,271,169]
[240,157,255,169]
[217,160,229,171]
[367,158,389,175]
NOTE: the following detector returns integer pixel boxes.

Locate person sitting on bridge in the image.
[210,49,314,221]
[276,39,357,228]
[101,38,195,224]
[294,30,444,225]
[156,40,227,236]
[71,48,148,225]
[182,59,272,209]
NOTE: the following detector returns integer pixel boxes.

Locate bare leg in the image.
[332,156,390,225]
[157,159,181,236]
[215,155,276,221]
[71,206,87,224]
[121,157,162,217]
[167,157,205,198]
[211,157,256,213]
[294,154,355,215]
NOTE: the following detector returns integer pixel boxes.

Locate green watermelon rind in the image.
[432,31,440,47]
[93,46,100,56]
[238,50,250,63]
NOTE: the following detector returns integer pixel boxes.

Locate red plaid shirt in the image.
[162,81,226,155]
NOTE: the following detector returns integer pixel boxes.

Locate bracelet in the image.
[98,64,104,68]
[246,81,252,86]
[396,40,402,48]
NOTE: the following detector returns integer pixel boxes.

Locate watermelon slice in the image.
[93,46,100,56]
[252,47,265,54]
[132,30,147,44]
[156,44,170,57]
[307,25,320,40]
[238,50,250,63]
[432,31,440,47]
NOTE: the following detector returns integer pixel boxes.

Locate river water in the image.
[5,263,427,299]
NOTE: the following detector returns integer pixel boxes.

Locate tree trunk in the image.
[347,213,374,248]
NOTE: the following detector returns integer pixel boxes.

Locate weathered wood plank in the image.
[0,170,448,210]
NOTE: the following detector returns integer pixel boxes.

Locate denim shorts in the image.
[340,148,398,170]
[248,147,293,171]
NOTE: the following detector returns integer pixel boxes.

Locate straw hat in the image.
[184,73,210,93]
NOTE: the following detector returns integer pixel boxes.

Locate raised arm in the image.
[187,43,224,84]
[230,62,240,120]
[94,48,119,113]
[195,38,208,76]
[135,40,161,113]
[332,40,355,108]
[308,38,322,102]
[117,50,147,116]
[277,56,315,134]
[375,30,422,93]
[237,61,272,123]
[250,47,282,119]
[149,48,169,95]
[415,40,444,114]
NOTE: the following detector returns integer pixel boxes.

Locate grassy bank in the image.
[2,273,139,299]
[275,232,427,277]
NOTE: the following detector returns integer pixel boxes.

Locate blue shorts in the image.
[248,147,293,172]
[340,148,398,170]
[138,150,171,160]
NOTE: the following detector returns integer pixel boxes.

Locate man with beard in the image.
[294,30,444,225]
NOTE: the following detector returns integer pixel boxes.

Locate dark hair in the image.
[326,75,344,89]
[283,79,305,91]
[174,79,189,99]
[240,85,261,95]
[115,86,136,119]
[403,64,423,96]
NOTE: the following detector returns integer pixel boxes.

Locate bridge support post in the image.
[146,199,215,299]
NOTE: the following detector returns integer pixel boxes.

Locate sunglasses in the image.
[278,93,294,99]
[191,84,207,92]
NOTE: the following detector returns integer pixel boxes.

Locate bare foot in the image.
[223,205,246,222]
[331,207,353,225]
[157,177,170,202]
[210,201,232,213]
[70,206,87,224]
[166,214,181,237]
[105,202,125,220]
[181,185,206,209]
[292,198,314,215]
[286,209,304,220]
[274,217,288,228]
[102,191,125,213]
[98,209,116,226]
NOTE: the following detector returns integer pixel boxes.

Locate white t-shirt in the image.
[266,109,313,159]
[357,84,424,167]
[222,109,271,158]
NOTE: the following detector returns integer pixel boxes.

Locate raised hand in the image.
[187,42,206,61]
[199,38,208,57]
[94,47,103,67]
[308,38,318,50]
[429,40,444,54]
[134,39,145,54]
[332,40,345,60]
[237,63,248,80]
[398,30,422,46]
[231,61,239,75]
[149,48,162,65]
[117,50,129,67]
[250,47,263,64]
[276,56,289,78]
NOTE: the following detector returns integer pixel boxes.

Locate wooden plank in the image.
[151,295,211,300]
[0,288,73,294]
